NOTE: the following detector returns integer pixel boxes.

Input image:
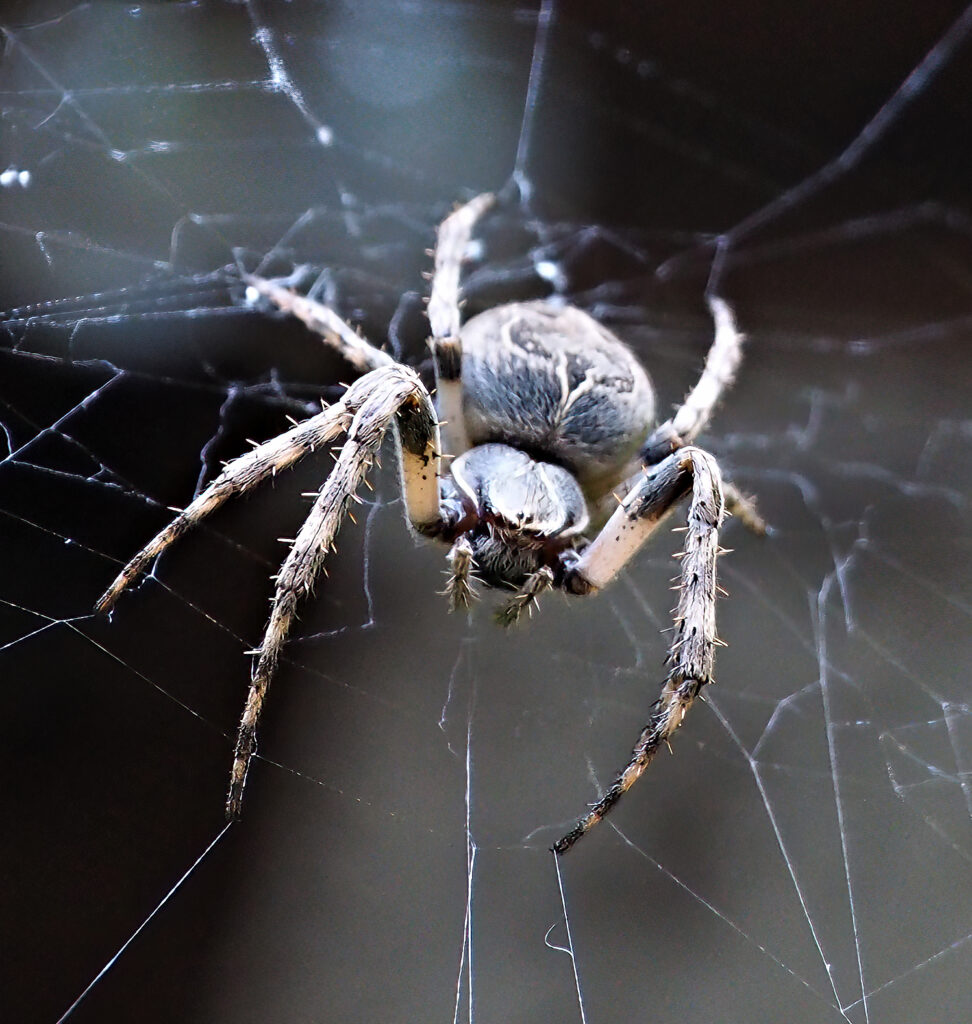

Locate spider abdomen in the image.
[460,301,654,496]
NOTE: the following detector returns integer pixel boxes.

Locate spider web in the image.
[1,2,971,1022]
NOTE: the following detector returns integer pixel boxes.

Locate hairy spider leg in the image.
[226,365,443,818]
[242,192,498,462]
[640,296,745,465]
[602,472,764,538]
[242,274,395,373]
[96,400,356,613]
[426,191,496,459]
[602,295,764,535]
[96,365,445,820]
[720,481,767,535]
[555,446,726,853]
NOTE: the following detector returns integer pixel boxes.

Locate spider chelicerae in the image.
[97,192,763,854]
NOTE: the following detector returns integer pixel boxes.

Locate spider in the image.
[96,192,763,854]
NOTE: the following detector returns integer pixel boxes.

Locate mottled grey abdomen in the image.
[460,301,655,495]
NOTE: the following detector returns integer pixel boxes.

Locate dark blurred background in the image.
[1,2,970,1022]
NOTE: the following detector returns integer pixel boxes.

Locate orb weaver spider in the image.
[97,192,763,853]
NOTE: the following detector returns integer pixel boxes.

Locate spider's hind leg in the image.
[639,296,745,466]
[722,481,767,536]
[623,296,766,535]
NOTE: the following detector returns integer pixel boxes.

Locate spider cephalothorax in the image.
[97,192,763,852]
[444,444,588,587]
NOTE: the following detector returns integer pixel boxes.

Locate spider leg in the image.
[243,274,394,373]
[640,296,744,465]
[599,464,766,537]
[722,481,767,535]
[426,192,496,457]
[595,296,764,534]
[227,364,443,818]
[554,446,726,853]
[96,400,356,613]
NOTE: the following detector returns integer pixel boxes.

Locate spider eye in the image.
[452,444,589,538]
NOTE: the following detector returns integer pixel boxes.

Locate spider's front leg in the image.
[227,364,445,818]
[426,191,495,458]
[96,401,357,614]
[241,274,395,373]
[97,364,445,820]
[554,447,726,854]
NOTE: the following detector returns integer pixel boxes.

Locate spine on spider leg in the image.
[554,451,725,855]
